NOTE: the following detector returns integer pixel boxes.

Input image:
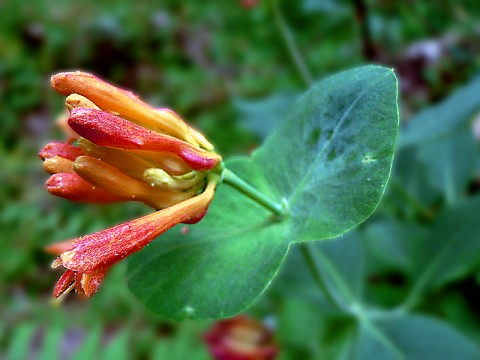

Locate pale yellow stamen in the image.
[51,258,64,269]
[143,169,204,191]
[51,282,75,307]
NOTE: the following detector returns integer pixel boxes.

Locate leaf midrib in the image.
[360,316,406,360]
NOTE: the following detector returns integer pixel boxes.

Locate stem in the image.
[222,168,349,313]
[221,168,285,217]
[269,2,353,309]
[351,0,376,60]
[390,179,435,221]
[270,0,314,87]
[299,242,346,312]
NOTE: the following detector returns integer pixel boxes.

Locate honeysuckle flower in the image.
[204,316,278,360]
[40,71,222,298]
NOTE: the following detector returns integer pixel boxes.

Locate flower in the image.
[204,316,278,360]
[40,71,222,298]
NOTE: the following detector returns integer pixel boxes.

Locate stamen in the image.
[52,282,76,306]
[143,169,204,191]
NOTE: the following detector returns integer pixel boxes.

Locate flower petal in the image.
[80,267,109,297]
[39,142,84,161]
[60,177,218,273]
[204,316,278,360]
[68,108,221,171]
[51,71,197,144]
[46,173,124,203]
[156,108,214,151]
[45,240,74,255]
[53,269,76,298]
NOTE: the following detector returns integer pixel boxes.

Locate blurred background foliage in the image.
[1,0,480,358]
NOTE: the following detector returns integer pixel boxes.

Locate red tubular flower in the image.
[204,316,278,360]
[52,178,217,298]
[40,71,222,298]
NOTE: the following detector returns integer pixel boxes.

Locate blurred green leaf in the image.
[7,323,36,360]
[38,323,63,360]
[301,233,366,311]
[353,315,480,360]
[100,329,130,360]
[363,219,429,275]
[302,0,350,14]
[71,324,102,360]
[234,91,299,139]
[404,195,480,308]
[151,321,210,360]
[400,75,480,148]
[417,126,476,204]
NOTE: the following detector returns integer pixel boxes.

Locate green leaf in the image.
[404,195,480,308]
[234,91,299,139]
[363,219,430,275]
[385,147,438,217]
[253,65,399,241]
[302,233,366,311]
[417,126,476,204]
[276,298,354,360]
[353,315,480,360]
[128,66,399,319]
[268,244,332,307]
[399,75,480,148]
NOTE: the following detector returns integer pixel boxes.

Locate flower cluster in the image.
[40,72,221,298]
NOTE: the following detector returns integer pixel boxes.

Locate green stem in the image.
[270,0,314,87]
[222,168,348,313]
[299,242,346,312]
[390,179,435,221]
[221,168,285,217]
[269,2,348,311]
